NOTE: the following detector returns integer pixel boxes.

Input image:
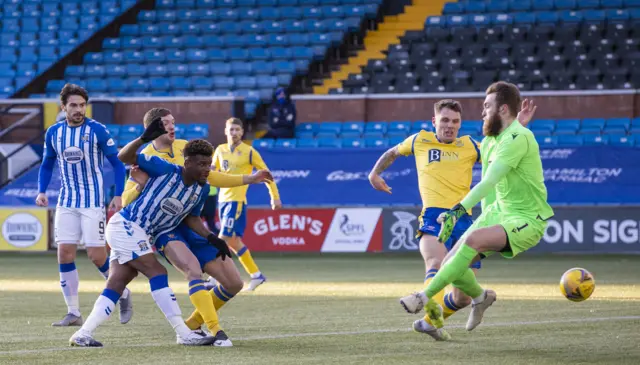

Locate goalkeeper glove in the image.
[436,203,467,244]
[140,116,167,143]
[207,233,232,261]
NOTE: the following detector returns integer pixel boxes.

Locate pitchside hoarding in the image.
[381,207,640,253]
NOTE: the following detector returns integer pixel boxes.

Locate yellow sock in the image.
[187,280,221,334]
[423,270,446,324]
[185,284,236,330]
[236,246,260,276]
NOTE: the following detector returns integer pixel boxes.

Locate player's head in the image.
[60,83,89,125]
[483,81,521,136]
[225,118,243,144]
[432,99,462,143]
[184,139,213,184]
[143,108,175,144]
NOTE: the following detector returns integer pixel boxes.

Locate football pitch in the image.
[0,252,639,365]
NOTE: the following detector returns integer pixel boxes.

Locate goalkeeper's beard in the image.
[483,111,502,137]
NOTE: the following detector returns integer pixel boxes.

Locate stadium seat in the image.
[364,137,389,148]
[341,138,364,148]
[557,135,584,146]
[275,139,296,148]
[608,134,635,147]
[296,138,319,148]
[253,139,274,149]
[583,135,609,146]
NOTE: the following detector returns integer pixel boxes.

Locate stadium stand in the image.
[0,0,139,98]
[43,0,383,117]
[326,0,640,94]
[251,118,640,149]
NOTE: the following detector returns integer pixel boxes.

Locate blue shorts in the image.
[417,207,481,269]
[219,201,246,237]
[154,223,220,269]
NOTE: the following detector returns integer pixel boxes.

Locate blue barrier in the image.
[2,147,639,207]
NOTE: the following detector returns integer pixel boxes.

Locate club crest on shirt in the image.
[222,160,229,170]
[63,146,84,164]
[455,139,464,147]
[82,134,90,142]
[160,197,184,216]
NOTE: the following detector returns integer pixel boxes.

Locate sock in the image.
[149,274,191,338]
[236,246,260,276]
[79,289,120,336]
[59,262,80,316]
[424,243,478,299]
[451,268,484,299]
[188,279,221,334]
[96,258,110,280]
[422,269,446,325]
[185,284,236,330]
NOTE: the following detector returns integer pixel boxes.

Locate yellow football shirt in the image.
[213,142,280,203]
[397,131,480,211]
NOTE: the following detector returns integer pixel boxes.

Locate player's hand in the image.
[130,165,149,186]
[271,199,282,210]
[249,169,273,184]
[516,99,537,127]
[207,233,232,261]
[35,193,48,207]
[368,173,392,194]
[140,116,167,143]
[109,196,123,212]
[436,204,467,244]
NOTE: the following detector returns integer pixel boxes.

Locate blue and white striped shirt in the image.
[120,154,209,240]
[43,118,118,208]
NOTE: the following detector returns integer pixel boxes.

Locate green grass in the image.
[0,252,639,365]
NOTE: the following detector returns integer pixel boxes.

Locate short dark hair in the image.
[225,117,243,128]
[60,83,89,106]
[486,81,521,117]
[434,99,462,115]
[143,108,172,128]
[184,139,213,158]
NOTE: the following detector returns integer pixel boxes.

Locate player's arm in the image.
[121,178,141,207]
[207,170,273,188]
[182,187,232,259]
[459,134,527,211]
[249,148,281,207]
[96,125,126,210]
[36,128,57,206]
[212,147,221,172]
[368,134,415,194]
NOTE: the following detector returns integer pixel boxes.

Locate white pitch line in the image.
[1,315,639,356]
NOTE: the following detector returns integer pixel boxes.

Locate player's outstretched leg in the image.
[227,238,266,291]
[55,244,83,327]
[90,250,134,325]
[69,261,137,347]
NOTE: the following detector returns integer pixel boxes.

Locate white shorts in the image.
[55,207,106,247]
[105,213,153,265]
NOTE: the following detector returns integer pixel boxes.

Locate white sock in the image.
[59,262,80,316]
[472,290,486,305]
[79,290,120,336]
[149,275,191,338]
[250,272,262,279]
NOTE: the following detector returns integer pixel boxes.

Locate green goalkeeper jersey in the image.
[480,120,554,220]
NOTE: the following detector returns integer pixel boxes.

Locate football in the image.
[559,268,596,302]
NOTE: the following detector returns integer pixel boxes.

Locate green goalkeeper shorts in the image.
[462,208,548,259]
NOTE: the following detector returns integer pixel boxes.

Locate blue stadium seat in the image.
[185,124,209,139]
[296,122,318,134]
[342,138,364,148]
[296,138,319,148]
[583,135,609,146]
[606,118,631,131]
[296,130,315,139]
[105,124,121,138]
[341,121,365,134]
[412,121,432,133]
[275,139,296,148]
[555,119,580,135]
[388,121,411,133]
[316,131,338,139]
[535,135,558,147]
[318,138,341,148]
[557,135,584,146]
[363,137,388,148]
[608,134,635,147]
[253,139,275,149]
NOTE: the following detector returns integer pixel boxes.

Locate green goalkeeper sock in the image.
[424,243,479,298]
[452,268,484,299]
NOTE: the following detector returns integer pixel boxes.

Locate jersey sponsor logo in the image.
[106,138,115,146]
[428,149,460,163]
[63,147,84,164]
[160,198,184,216]
[512,133,519,139]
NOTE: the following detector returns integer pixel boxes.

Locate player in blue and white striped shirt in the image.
[35,84,132,327]
[70,117,230,347]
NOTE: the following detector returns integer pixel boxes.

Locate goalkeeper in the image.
[399,82,554,333]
